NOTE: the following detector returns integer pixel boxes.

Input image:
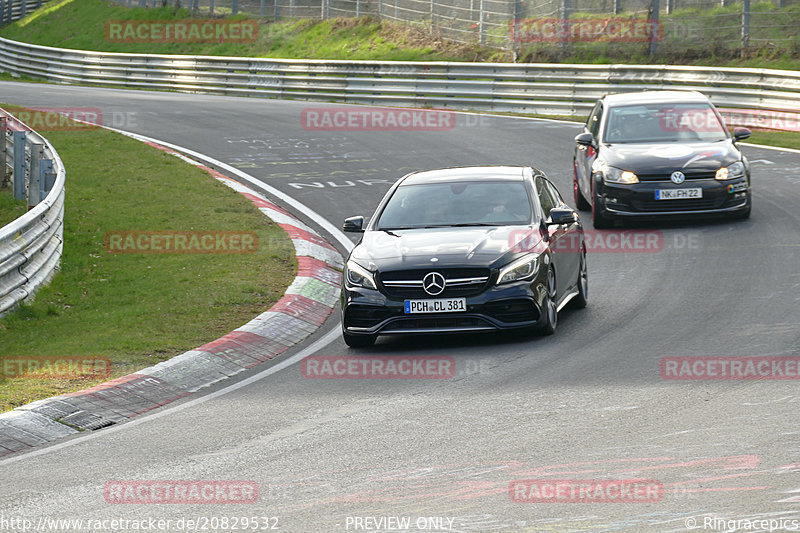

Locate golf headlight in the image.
[592,160,639,184]
[345,260,376,290]
[715,161,745,181]
[497,254,540,285]
[604,166,639,184]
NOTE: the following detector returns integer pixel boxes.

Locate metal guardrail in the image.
[0,107,65,316]
[0,0,46,26]
[1,36,799,124]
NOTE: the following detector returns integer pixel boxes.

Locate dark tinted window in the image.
[545,180,565,207]
[588,102,603,137]
[377,180,533,229]
[604,102,727,143]
[536,177,556,219]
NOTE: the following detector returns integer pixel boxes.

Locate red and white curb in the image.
[0,144,343,457]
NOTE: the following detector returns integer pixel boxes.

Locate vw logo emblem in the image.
[670,171,685,184]
[422,272,446,296]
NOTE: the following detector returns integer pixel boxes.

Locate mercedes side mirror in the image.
[549,207,578,225]
[733,127,751,142]
[574,132,595,146]
[343,215,365,233]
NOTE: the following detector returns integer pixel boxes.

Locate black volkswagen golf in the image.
[340,166,587,347]
[573,90,752,228]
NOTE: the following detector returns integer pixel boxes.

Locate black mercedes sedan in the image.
[573,90,752,228]
[339,166,587,347]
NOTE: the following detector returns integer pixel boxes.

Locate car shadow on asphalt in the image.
[607,214,752,231]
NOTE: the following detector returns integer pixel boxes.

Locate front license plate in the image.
[655,188,702,200]
[404,298,466,314]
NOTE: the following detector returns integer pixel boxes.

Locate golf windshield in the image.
[604,103,728,143]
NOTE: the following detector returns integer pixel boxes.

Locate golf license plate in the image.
[404,298,466,314]
[655,188,702,200]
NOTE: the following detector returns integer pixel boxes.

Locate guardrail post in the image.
[560,0,570,48]
[209,0,214,14]
[260,0,265,16]
[20,0,26,18]
[232,0,238,14]
[40,158,54,197]
[512,0,522,56]
[649,0,660,57]
[12,131,26,201]
[28,140,43,210]
[741,0,750,58]
[356,0,360,17]
[274,0,280,20]
[479,0,485,44]
[430,0,434,31]
[613,0,621,15]
[0,116,7,187]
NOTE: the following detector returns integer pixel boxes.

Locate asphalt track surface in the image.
[1,82,799,533]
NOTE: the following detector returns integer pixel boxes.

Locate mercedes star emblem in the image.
[422,272,446,296]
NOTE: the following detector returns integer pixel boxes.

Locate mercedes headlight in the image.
[715,161,745,181]
[345,260,376,290]
[497,254,540,285]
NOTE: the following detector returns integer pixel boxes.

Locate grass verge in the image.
[0,106,296,414]
[746,130,800,151]
[0,0,498,61]
[0,186,27,228]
